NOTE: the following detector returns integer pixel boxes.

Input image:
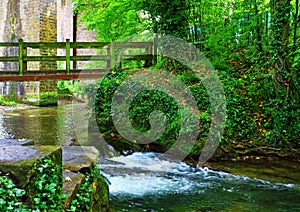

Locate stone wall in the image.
[39,0,57,70]
[0,0,97,99]
[57,0,97,70]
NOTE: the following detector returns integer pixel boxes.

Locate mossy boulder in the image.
[0,145,61,188]
[62,146,109,211]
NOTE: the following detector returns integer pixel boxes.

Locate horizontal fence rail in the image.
[0,39,156,81]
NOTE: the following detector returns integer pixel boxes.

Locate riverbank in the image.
[0,103,38,112]
[1,102,299,164]
[202,141,300,163]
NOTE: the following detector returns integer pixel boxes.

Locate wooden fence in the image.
[0,39,156,81]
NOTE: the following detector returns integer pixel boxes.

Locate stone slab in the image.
[62,146,99,172]
[0,138,34,146]
[0,145,61,187]
[62,171,84,210]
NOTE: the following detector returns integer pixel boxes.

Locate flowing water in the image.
[1,105,300,211]
[101,152,300,211]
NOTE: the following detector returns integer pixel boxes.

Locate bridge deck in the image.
[0,69,108,81]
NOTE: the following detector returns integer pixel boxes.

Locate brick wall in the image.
[39,0,57,70]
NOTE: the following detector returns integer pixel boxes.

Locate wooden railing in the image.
[0,39,156,81]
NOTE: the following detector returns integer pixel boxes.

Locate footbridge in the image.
[0,39,156,81]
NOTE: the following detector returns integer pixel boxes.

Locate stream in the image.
[1,105,300,211]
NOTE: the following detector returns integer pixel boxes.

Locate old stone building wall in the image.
[0,0,97,98]
[57,0,97,70]
[0,0,23,96]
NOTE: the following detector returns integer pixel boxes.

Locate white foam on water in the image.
[99,152,298,197]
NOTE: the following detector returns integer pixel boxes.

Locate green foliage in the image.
[141,0,190,38]
[68,176,94,211]
[93,68,210,152]
[128,89,181,149]
[0,158,65,211]
[216,55,300,146]
[68,166,102,211]
[31,158,66,211]
[0,96,17,106]
[72,0,146,41]
[0,173,26,211]
[57,81,77,94]
[78,0,300,157]
[94,68,129,132]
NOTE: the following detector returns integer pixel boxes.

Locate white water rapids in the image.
[99,152,299,211]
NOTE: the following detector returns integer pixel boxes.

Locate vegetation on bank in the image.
[0,158,65,211]
[73,0,300,160]
[0,159,108,211]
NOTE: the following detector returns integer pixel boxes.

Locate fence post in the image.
[23,45,27,72]
[106,46,110,70]
[144,43,152,67]
[110,41,115,71]
[153,35,158,66]
[18,39,24,75]
[66,39,70,74]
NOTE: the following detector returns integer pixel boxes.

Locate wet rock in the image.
[62,146,99,172]
[0,138,34,146]
[62,171,84,210]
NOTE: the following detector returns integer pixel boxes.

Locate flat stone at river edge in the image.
[0,145,61,187]
[62,146,99,172]
[0,138,34,146]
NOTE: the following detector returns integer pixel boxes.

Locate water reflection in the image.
[2,105,77,145]
[0,113,13,139]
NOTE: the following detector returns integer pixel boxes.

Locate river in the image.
[1,105,300,211]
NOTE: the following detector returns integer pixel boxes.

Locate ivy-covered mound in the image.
[89,64,299,161]
[0,158,65,211]
[0,145,109,212]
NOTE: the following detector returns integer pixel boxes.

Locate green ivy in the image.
[68,166,102,211]
[0,158,65,211]
[0,173,26,211]
[30,158,66,211]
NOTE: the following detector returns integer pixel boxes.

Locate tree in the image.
[270,0,294,101]
[140,0,190,39]
[72,0,146,41]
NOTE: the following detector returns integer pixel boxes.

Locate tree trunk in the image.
[271,0,291,100]
[254,0,263,52]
